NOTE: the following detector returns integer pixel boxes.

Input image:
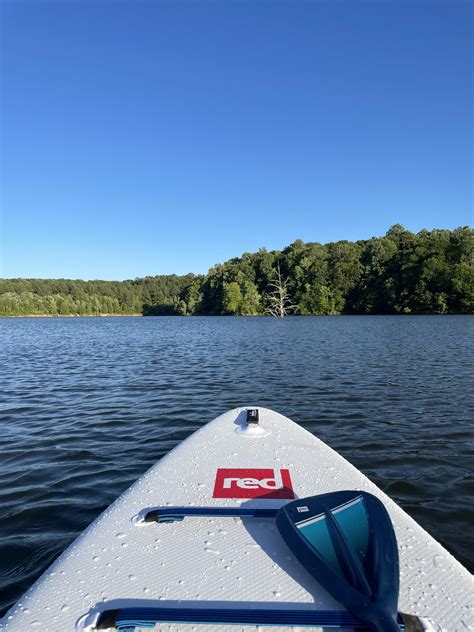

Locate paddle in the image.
[275,490,400,632]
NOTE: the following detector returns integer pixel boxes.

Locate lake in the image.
[0,315,472,615]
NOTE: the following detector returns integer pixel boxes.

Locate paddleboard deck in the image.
[1,407,472,631]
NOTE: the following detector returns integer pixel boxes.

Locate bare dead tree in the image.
[265,263,297,317]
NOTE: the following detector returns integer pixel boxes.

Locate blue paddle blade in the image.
[276,490,400,632]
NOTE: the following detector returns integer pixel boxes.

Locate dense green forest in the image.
[1,226,472,316]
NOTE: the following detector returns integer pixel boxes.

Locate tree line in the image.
[1,226,472,316]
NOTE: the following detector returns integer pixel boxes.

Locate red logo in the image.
[213,468,294,499]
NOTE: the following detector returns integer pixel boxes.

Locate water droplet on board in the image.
[433,555,445,568]
[273,591,281,597]
[128,574,137,581]
[205,547,220,555]
[31,621,41,627]
[143,587,150,594]
[92,556,100,562]
[61,605,70,613]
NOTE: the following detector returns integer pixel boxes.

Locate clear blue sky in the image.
[1,1,472,280]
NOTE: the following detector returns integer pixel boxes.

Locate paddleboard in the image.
[1,407,472,631]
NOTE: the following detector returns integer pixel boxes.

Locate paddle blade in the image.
[276,490,400,632]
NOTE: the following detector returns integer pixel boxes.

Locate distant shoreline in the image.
[0,313,471,318]
[0,313,143,318]
[2,228,473,317]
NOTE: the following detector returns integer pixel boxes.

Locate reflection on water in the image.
[0,315,472,614]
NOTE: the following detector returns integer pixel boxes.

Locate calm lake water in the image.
[0,315,472,614]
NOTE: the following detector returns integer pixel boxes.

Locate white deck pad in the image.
[1,407,473,631]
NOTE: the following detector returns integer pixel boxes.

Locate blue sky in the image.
[1,1,472,280]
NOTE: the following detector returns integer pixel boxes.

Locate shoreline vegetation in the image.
[1,313,143,318]
[1,225,472,317]
[2,313,473,319]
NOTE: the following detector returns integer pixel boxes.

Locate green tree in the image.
[223,282,243,314]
